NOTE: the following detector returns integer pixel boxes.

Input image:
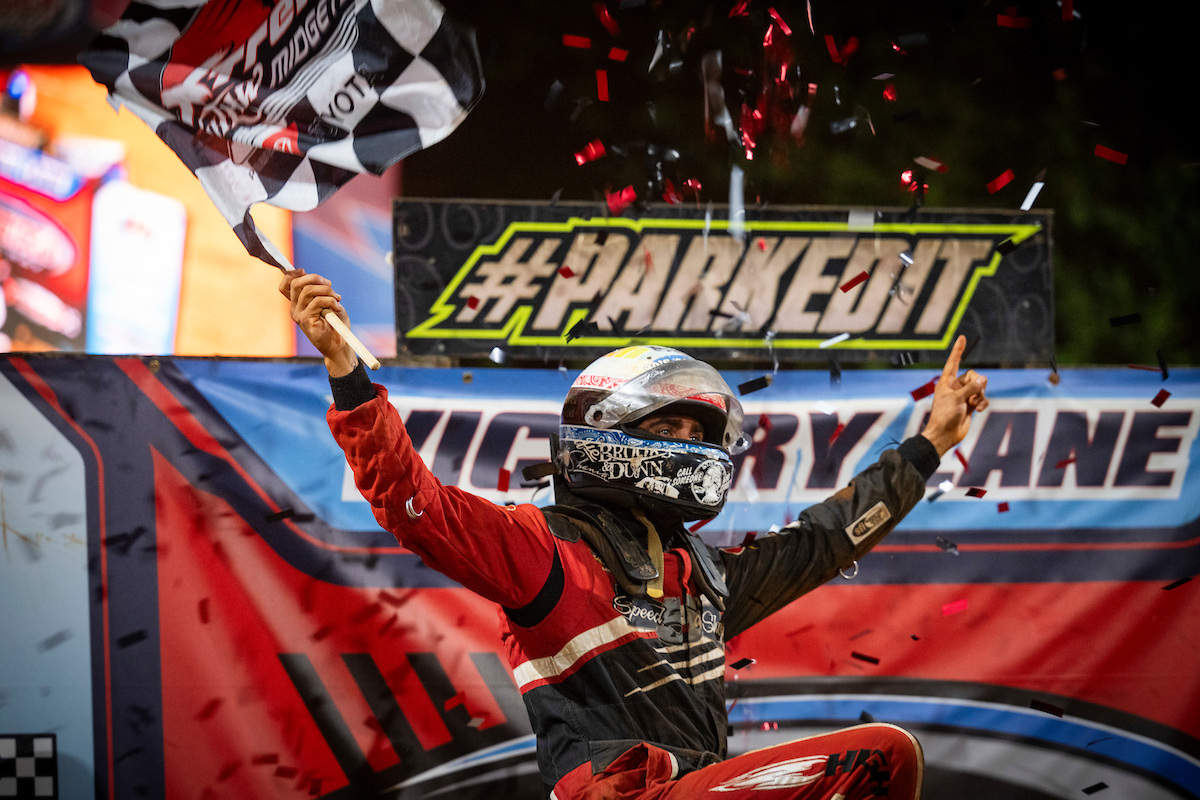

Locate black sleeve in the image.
[719,440,930,639]
[329,360,375,411]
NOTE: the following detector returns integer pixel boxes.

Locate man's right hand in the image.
[278,269,358,377]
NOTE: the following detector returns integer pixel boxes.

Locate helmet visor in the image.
[583,359,748,454]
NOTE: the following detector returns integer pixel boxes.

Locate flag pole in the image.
[272,250,382,371]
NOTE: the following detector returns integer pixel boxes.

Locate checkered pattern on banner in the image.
[81,0,483,268]
[0,735,57,799]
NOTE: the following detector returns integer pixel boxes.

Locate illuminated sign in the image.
[395,201,1052,364]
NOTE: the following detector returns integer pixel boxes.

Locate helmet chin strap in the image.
[632,510,666,599]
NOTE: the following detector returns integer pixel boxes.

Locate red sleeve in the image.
[327,383,554,609]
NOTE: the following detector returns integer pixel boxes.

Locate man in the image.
[281,269,988,800]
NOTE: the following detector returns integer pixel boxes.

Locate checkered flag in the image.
[81,0,483,268]
[0,735,56,799]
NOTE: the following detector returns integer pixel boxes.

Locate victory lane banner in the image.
[393,200,1053,365]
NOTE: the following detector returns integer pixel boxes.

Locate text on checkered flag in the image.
[81,0,483,268]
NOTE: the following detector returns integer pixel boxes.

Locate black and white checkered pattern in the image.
[0,734,57,799]
[81,0,482,268]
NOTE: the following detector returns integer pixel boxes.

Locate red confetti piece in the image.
[596,70,609,102]
[196,698,223,721]
[562,34,591,49]
[1095,144,1128,165]
[217,760,242,782]
[757,238,768,251]
[729,0,750,17]
[607,185,636,214]
[558,266,576,278]
[758,413,773,432]
[987,169,1015,194]
[574,139,606,165]
[998,502,1010,513]
[824,34,841,63]
[839,271,869,293]
[910,380,936,401]
[1128,363,1160,372]
[608,47,628,62]
[996,13,1032,27]
[1151,389,1171,407]
[828,422,846,445]
[955,449,969,471]
[688,517,712,533]
[444,691,466,711]
[966,487,987,498]
[1055,455,1076,469]
[466,296,479,310]
[642,245,653,270]
[497,468,511,493]
[1052,67,1068,81]
[768,7,792,35]
[942,598,968,616]
[882,83,897,102]
[593,1,619,36]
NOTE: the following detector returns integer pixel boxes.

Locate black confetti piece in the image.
[730,658,755,670]
[828,356,841,387]
[1030,699,1063,717]
[117,630,147,648]
[995,238,1017,256]
[851,651,880,665]
[1109,313,1141,327]
[1082,782,1108,794]
[264,508,295,523]
[37,629,72,652]
[738,375,772,395]
[1157,349,1169,380]
[966,487,987,498]
[859,710,877,723]
[566,318,601,343]
[1162,577,1192,590]
[935,536,959,554]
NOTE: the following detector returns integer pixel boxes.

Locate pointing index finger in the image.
[942,335,966,381]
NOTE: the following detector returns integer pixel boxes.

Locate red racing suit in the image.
[328,368,938,799]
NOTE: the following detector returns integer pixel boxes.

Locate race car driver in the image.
[281,269,989,799]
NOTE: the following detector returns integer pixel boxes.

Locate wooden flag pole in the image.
[323,309,381,370]
[272,249,381,371]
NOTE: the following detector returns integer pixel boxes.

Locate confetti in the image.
[1128,363,1160,373]
[910,380,936,401]
[1157,349,1170,380]
[1162,577,1192,591]
[1082,783,1108,795]
[606,185,636,214]
[998,502,1010,513]
[558,265,576,278]
[913,156,947,172]
[1109,312,1141,326]
[819,332,851,349]
[562,34,591,49]
[995,238,1018,256]
[196,698,223,720]
[955,449,970,471]
[936,536,959,554]
[942,598,968,616]
[1030,699,1064,717]
[594,1,620,35]
[1055,456,1076,469]
[1094,145,1128,165]
[596,69,609,102]
[996,12,1032,27]
[1021,169,1046,210]
[37,630,71,652]
[264,508,294,523]
[828,423,846,445]
[688,518,711,533]
[730,657,756,670]
[217,760,242,781]
[1151,389,1171,408]
[757,413,773,433]
[859,710,877,723]
[828,356,841,387]
[573,139,606,165]
[497,468,511,493]
[466,296,480,310]
[608,47,628,62]
[738,375,773,395]
[966,487,987,498]
[118,630,147,648]
[488,347,506,364]
[839,271,869,293]
[987,169,1015,194]
[851,651,880,665]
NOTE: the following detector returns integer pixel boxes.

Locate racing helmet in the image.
[558,345,749,521]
